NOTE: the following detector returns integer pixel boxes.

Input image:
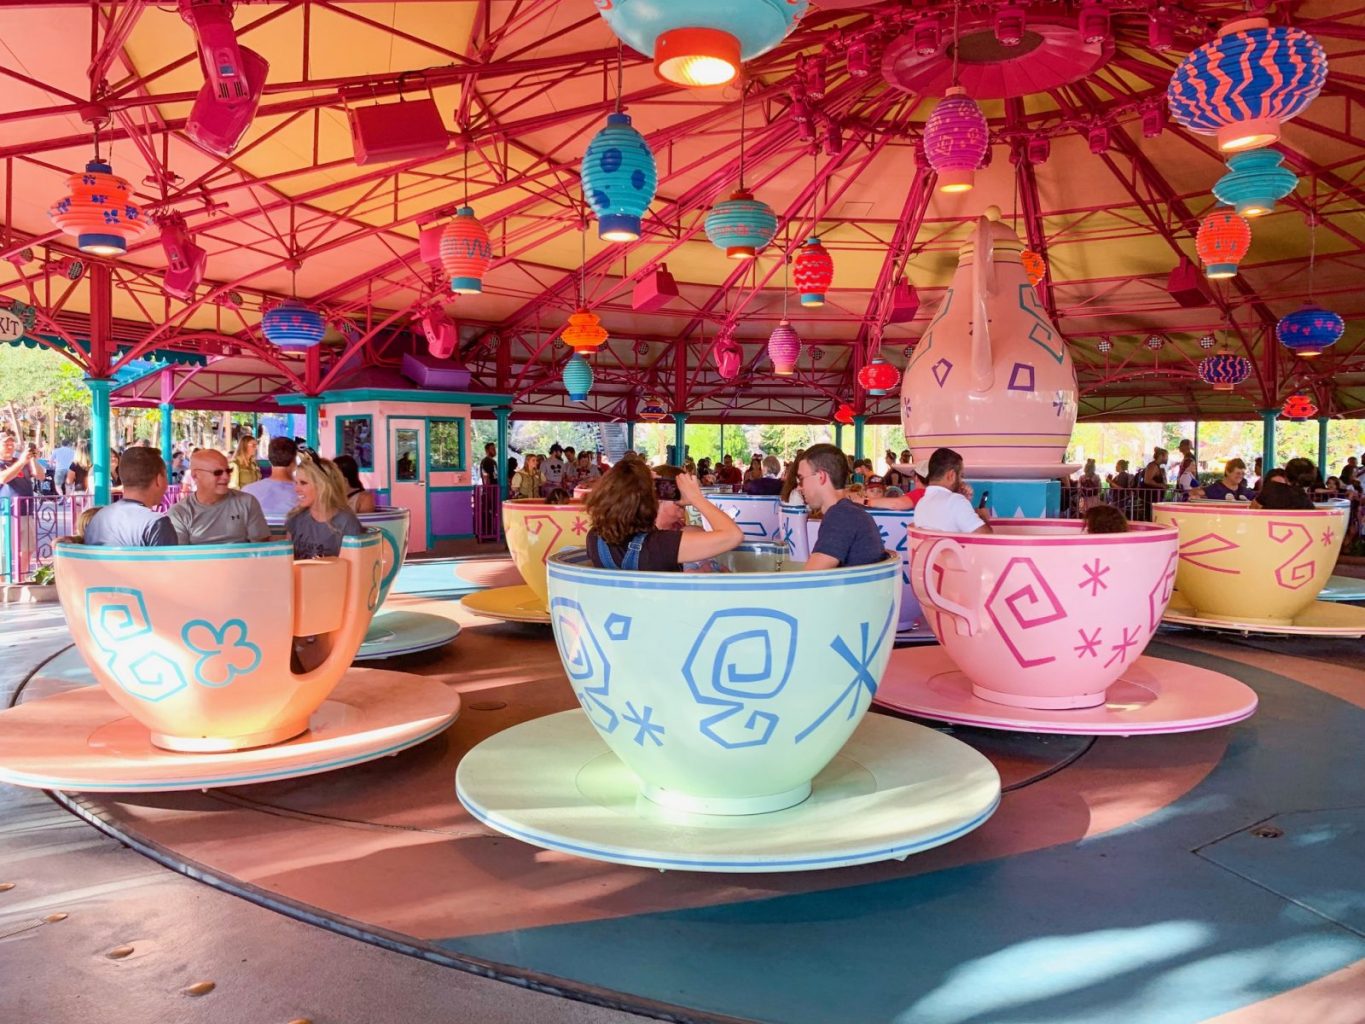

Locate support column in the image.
[494,406,512,499]
[298,397,323,450]
[853,415,867,462]
[1260,409,1278,473]
[672,412,688,467]
[834,422,844,451]
[625,420,636,454]
[159,402,174,468]
[1317,415,1330,481]
[86,379,114,505]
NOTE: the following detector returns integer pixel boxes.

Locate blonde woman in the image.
[509,453,544,499]
[229,435,261,490]
[285,456,364,558]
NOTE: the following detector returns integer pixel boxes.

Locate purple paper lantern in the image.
[923,86,988,193]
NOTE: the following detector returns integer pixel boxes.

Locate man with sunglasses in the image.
[167,449,271,544]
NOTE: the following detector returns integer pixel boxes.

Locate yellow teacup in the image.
[501,498,591,611]
[1151,502,1348,625]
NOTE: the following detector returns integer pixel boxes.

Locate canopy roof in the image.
[0,0,1362,423]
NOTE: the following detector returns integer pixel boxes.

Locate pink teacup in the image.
[908,519,1179,709]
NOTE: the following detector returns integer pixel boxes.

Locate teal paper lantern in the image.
[705,188,777,259]
[563,354,594,402]
[582,112,658,243]
[1212,150,1298,217]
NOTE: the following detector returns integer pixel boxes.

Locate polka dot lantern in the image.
[261,300,326,349]
[562,308,609,356]
[1276,304,1344,358]
[1213,149,1298,217]
[793,236,833,307]
[563,354,594,402]
[48,160,148,257]
[1168,17,1328,152]
[582,112,658,243]
[1197,352,1252,392]
[440,206,494,295]
[1196,210,1251,279]
[705,189,778,259]
[923,86,988,194]
[856,356,899,396]
[767,319,801,376]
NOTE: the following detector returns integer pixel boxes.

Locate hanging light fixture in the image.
[1168,16,1328,152]
[262,299,326,349]
[582,46,658,243]
[562,225,609,355]
[834,402,854,426]
[923,7,987,194]
[1145,334,1165,352]
[49,131,148,257]
[1020,249,1046,287]
[1276,215,1343,358]
[562,354,594,403]
[1078,0,1111,45]
[1197,351,1252,392]
[1196,210,1252,279]
[595,0,806,90]
[1213,150,1298,218]
[793,237,833,307]
[705,87,777,259]
[1281,393,1318,420]
[1197,334,1218,350]
[638,395,670,421]
[441,143,494,294]
[768,245,801,376]
[857,355,899,396]
[1097,338,1113,354]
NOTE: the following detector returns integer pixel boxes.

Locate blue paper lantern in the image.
[1212,150,1298,217]
[1276,304,1344,358]
[563,354,594,402]
[705,189,777,259]
[582,112,658,243]
[1197,352,1252,391]
[262,300,326,348]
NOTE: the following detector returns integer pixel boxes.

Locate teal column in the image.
[251,412,260,436]
[672,412,688,467]
[853,415,867,461]
[834,422,844,451]
[1260,409,1278,472]
[625,420,636,454]
[86,379,114,505]
[494,406,512,499]
[1317,416,1330,481]
[159,402,174,468]
[298,397,323,450]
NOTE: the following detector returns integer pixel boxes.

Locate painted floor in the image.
[3,565,1364,1023]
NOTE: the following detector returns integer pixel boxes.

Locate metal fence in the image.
[473,484,503,543]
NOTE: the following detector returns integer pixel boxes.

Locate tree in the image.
[0,346,90,449]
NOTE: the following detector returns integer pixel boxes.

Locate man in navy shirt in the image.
[83,448,178,547]
[798,443,886,569]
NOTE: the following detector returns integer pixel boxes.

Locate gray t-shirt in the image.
[242,477,298,517]
[167,490,271,545]
[812,498,886,568]
[84,499,178,547]
[286,508,365,559]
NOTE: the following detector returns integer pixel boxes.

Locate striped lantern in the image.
[857,356,899,396]
[1276,304,1344,358]
[440,206,493,295]
[1281,394,1317,420]
[562,308,609,355]
[582,112,658,243]
[563,355,594,402]
[705,189,778,259]
[1197,352,1252,392]
[1213,149,1298,217]
[261,300,326,348]
[793,236,833,307]
[1196,210,1251,279]
[48,160,149,257]
[638,395,670,421]
[1020,249,1046,286]
[767,319,801,376]
[1168,17,1327,152]
[923,86,988,193]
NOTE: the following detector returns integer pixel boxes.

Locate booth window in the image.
[337,415,375,471]
[428,418,465,472]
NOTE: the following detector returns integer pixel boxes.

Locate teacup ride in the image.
[0,534,460,792]
[456,543,1001,872]
[1152,502,1365,637]
[780,502,934,644]
[461,497,589,623]
[875,520,1258,736]
[698,492,782,542]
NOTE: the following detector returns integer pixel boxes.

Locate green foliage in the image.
[31,564,55,585]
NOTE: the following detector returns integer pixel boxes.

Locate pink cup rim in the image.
[908,518,1176,546]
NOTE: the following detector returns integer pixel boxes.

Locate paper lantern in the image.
[562,308,609,356]
[767,319,801,376]
[1197,352,1252,392]
[563,355,594,402]
[1281,394,1317,420]
[1020,249,1046,287]
[1213,149,1298,218]
[705,189,777,259]
[638,395,670,421]
[834,403,854,426]
[1196,210,1251,279]
[582,112,658,243]
[48,160,149,257]
[923,86,988,193]
[857,356,899,396]
[261,300,326,349]
[793,237,833,307]
[440,206,493,294]
[596,0,807,89]
[1168,17,1328,152]
[1276,304,1344,358]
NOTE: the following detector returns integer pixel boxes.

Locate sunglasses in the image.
[195,467,230,478]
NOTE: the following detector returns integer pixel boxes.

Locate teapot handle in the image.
[920,536,978,637]
[970,212,996,394]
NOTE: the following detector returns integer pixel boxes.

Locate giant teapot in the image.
[901,207,1078,477]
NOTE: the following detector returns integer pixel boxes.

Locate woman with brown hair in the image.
[585,459,742,571]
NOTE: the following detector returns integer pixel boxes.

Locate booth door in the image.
[388,419,427,553]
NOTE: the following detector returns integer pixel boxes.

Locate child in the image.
[1083,504,1129,534]
[286,457,364,559]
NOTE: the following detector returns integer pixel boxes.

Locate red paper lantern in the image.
[1281,394,1318,420]
[562,308,608,355]
[1196,210,1252,280]
[793,236,834,307]
[857,356,900,396]
[1020,249,1046,287]
[835,403,854,426]
[440,206,493,294]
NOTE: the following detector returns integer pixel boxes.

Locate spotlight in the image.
[178,0,250,104]
[1078,0,1111,45]
[1148,8,1175,51]
[1088,123,1109,154]
[823,118,844,157]
[159,213,208,301]
[913,17,941,56]
[1027,136,1051,165]
[887,278,920,324]
[654,28,740,88]
[802,55,827,100]
[846,37,872,78]
[995,5,1026,47]
[420,306,458,359]
[1141,104,1165,138]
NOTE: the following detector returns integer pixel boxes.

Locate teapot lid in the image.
[957,206,1026,258]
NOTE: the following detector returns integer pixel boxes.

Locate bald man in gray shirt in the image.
[168,449,272,544]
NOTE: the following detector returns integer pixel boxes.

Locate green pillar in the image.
[298,397,323,450]
[672,412,688,467]
[625,420,636,454]
[159,402,174,468]
[1317,416,1330,481]
[494,406,512,499]
[1260,409,1278,472]
[853,415,867,461]
[834,422,844,451]
[86,379,114,505]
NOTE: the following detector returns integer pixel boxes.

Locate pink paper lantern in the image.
[923,86,988,193]
[767,319,801,376]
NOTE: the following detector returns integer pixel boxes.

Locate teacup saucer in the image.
[875,647,1258,736]
[0,670,459,792]
[1320,575,1365,603]
[391,557,521,598]
[455,710,1000,873]
[354,610,461,660]
[460,584,551,624]
[1162,591,1365,638]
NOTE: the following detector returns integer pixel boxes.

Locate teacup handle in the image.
[920,537,978,636]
